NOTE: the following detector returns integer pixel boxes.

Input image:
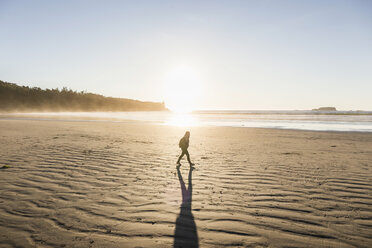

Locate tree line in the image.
[0,80,167,112]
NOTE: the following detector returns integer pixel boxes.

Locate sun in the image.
[162,65,202,113]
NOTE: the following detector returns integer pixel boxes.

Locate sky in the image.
[1,0,371,110]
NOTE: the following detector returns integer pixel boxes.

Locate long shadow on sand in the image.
[173,166,199,248]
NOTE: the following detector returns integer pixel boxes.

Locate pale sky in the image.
[1,0,371,110]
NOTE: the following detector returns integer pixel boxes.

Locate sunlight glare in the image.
[162,65,202,113]
[166,112,197,127]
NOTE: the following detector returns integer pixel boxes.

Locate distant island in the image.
[312,107,337,111]
[0,80,167,112]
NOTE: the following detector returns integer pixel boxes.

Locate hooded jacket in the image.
[179,136,189,150]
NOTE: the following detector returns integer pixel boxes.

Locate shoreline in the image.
[1,114,372,133]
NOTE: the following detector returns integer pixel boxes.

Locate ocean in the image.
[3,110,372,132]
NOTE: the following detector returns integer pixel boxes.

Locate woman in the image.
[177,131,195,166]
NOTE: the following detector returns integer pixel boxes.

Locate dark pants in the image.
[177,148,191,164]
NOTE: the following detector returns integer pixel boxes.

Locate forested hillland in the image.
[0,80,167,112]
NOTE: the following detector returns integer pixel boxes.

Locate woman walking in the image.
[177,131,195,167]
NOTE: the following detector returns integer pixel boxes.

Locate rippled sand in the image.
[0,119,371,247]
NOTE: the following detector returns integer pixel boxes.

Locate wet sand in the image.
[0,119,371,247]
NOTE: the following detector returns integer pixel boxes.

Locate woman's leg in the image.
[177,151,185,164]
[185,150,192,164]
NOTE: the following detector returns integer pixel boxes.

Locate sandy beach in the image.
[0,119,371,248]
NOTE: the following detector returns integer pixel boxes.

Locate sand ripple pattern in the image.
[0,120,371,247]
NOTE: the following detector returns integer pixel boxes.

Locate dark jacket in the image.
[179,137,189,150]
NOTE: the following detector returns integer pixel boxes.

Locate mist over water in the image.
[3,110,372,132]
